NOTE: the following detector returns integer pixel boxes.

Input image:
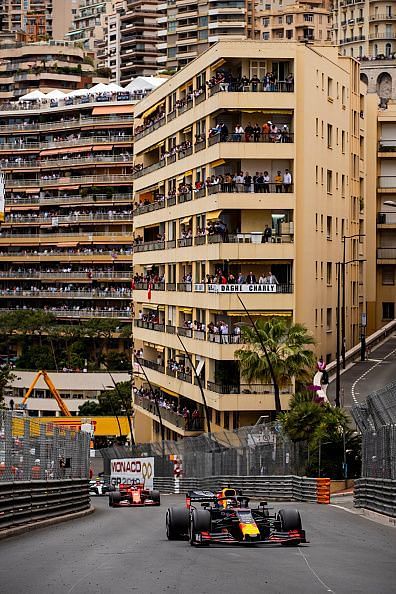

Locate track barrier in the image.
[0,479,90,532]
[153,475,329,503]
[354,478,396,518]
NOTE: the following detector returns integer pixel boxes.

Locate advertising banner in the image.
[207,283,277,293]
[110,457,154,489]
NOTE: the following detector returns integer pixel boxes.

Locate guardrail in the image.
[327,318,396,377]
[0,479,90,531]
[354,478,396,518]
[153,475,327,503]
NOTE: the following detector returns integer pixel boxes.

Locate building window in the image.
[385,43,392,58]
[382,302,395,320]
[382,267,395,285]
[262,18,269,27]
[327,123,333,148]
[326,216,332,239]
[326,308,332,332]
[262,32,270,40]
[286,30,293,39]
[327,170,333,194]
[224,412,229,430]
[341,130,345,153]
[215,410,221,425]
[286,15,293,24]
[304,14,314,22]
[327,77,333,98]
[327,262,333,285]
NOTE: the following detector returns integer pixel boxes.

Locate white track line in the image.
[297,548,335,593]
[351,347,396,405]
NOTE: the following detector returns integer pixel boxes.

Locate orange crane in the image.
[22,370,72,417]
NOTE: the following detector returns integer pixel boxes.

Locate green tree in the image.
[235,318,316,413]
[0,365,16,409]
[78,381,131,417]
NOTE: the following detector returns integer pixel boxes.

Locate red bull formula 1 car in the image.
[109,483,160,507]
[166,487,306,546]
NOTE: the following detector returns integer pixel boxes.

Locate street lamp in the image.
[341,234,365,368]
[335,257,366,407]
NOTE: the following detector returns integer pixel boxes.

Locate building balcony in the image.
[369,14,396,22]
[6,193,132,207]
[0,231,131,244]
[0,308,132,320]
[0,289,132,299]
[6,174,133,189]
[3,213,133,226]
[368,33,396,40]
[136,360,292,411]
[133,235,294,264]
[377,212,396,226]
[0,271,131,281]
[378,140,396,154]
[377,248,396,262]
[133,394,204,436]
[378,176,396,191]
[0,251,132,263]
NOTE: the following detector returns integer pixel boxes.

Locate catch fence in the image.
[0,411,90,481]
[101,423,308,480]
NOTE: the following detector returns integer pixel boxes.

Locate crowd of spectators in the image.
[0,285,131,296]
[205,70,294,93]
[0,247,132,257]
[208,120,291,143]
[5,208,132,223]
[160,140,193,161]
[134,386,201,430]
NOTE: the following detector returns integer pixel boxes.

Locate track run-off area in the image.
[0,496,395,594]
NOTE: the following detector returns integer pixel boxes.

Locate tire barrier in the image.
[316,478,331,504]
[354,478,396,518]
[0,479,90,531]
[153,475,329,503]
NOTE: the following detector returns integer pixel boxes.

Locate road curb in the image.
[0,505,95,541]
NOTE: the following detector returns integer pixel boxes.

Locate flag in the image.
[147,282,152,300]
[131,279,135,290]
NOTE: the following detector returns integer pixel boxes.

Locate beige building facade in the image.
[366,95,396,333]
[156,0,255,71]
[132,41,366,441]
[1,0,81,40]
[255,1,331,43]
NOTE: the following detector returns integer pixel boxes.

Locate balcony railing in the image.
[6,193,131,206]
[134,281,165,290]
[0,308,131,319]
[206,382,285,394]
[134,199,165,215]
[137,358,165,373]
[0,271,131,280]
[377,248,396,259]
[1,155,133,171]
[4,213,133,225]
[134,395,204,432]
[134,319,165,332]
[378,176,396,189]
[0,289,131,299]
[133,240,165,252]
[134,233,293,253]
[378,141,396,152]
[6,175,132,188]
[177,237,193,247]
[208,132,294,145]
[377,212,396,224]
[208,81,294,96]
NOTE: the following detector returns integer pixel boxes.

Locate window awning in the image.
[142,101,164,119]
[92,105,133,115]
[92,145,113,151]
[24,188,40,193]
[184,170,193,177]
[57,242,79,247]
[179,307,192,314]
[210,159,225,168]
[227,311,293,317]
[161,387,179,398]
[57,185,80,190]
[143,303,161,311]
[180,216,192,224]
[211,59,226,71]
[40,146,93,156]
[206,210,222,221]
[39,148,61,156]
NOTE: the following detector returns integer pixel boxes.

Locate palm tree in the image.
[235,318,316,413]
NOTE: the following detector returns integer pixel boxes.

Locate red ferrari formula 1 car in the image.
[166,487,306,546]
[109,484,160,507]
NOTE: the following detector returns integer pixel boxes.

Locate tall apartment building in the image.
[97,1,127,82]
[0,38,107,101]
[366,95,396,333]
[156,0,255,71]
[131,41,366,441]
[1,0,80,40]
[254,1,331,43]
[66,0,114,53]
[0,92,135,334]
[332,0,396,60]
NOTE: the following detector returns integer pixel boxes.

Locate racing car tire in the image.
[166,507,189,540]
[278,509,302,531]
[189,509,211,547]
[149,490,161,505]
[109,492,122,507]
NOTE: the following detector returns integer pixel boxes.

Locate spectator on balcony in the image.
[286,73,294,92]
[274,171,283,193]
[219,122,229,142]
[283,169,292,192]
[244,172,252,193]
[267,271,279,285]
[262,225,272,243]
[262,171,270,193]
[245,122,254,142]
[237,272,245,284]
[192,408,200,430]
[233,325,241,343]
[269,124,280,143]
[251,75,260,92]
[262,121,270,141]
[233,124,244,142]
[253,124,261,142]
[263,73,272,92]
[246,272,256,284]
[234,171,244,192]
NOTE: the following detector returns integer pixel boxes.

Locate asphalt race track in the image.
[0,496,395,594]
